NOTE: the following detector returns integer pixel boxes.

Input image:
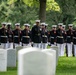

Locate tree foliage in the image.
[0,0,39,28]
[55,0,76,25]
[46,0,60,11]
[0,0,76,28]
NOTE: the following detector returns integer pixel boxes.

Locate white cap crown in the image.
[68,24,73,26]
[58,23,63,26]
[41,22,46,26]
[1,22,7,25]
[7,23,11,25]
[15,23,20,26]
[35,20,40,23]
[52,25,57,28]
[24,24,30,26]
[62,25,66,27]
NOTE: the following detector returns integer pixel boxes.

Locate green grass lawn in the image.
[0,57,76,75]
[56,57,76,75]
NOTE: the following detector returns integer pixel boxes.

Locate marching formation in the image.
[0,20,76,57]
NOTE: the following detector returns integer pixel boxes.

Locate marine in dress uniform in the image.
[40,23,48,49]
[13,23,21,48]
[73,29,76,57]
[7,23,13,48]
[49,25,57,46]
[21,24,31,47]
[66,24,74,57]
[62,25,67,56]
[31,20,41,48]
[0,22,8,49]
[56,23,64,56]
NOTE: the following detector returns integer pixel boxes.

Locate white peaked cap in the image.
[52,25,57,28]
[24,24,30,26]
[15,23,20,26]
[35,20,40,23]
[62,25,66,27]
[1,22,7,25]
[58,23,63,26]
[68,24,73,26]
[41,22,46,26]
[45,23,48,26]
[33,23,36,26]
[7,23,11,25]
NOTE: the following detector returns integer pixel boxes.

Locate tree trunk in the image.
[39,0,46,22]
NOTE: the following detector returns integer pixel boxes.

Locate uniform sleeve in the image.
[47,31,51,42]
[31,27,34,42]
[29,30,32,42]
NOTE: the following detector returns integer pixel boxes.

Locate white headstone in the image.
[7,48,16,67]
[0,49,7,72]
[16,46,23,51]
[51,46,59,65]
[42,49,56,75]
[18,47,55,75]
[0,45,3,48]
[23,45,31,48]
[16,46,23,61]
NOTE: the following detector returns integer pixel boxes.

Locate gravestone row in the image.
[0,46,59,75]
[0,46,23,72]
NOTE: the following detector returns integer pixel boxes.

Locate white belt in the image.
[57,36,63,38]
[14,36,19,37]
[1,36,7,37]
[51,37,54,38]
[67,36,71,38]
[23,36,30,38]
[42,35,47,37]
[9,35,12,37]
[73,37,76,39]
